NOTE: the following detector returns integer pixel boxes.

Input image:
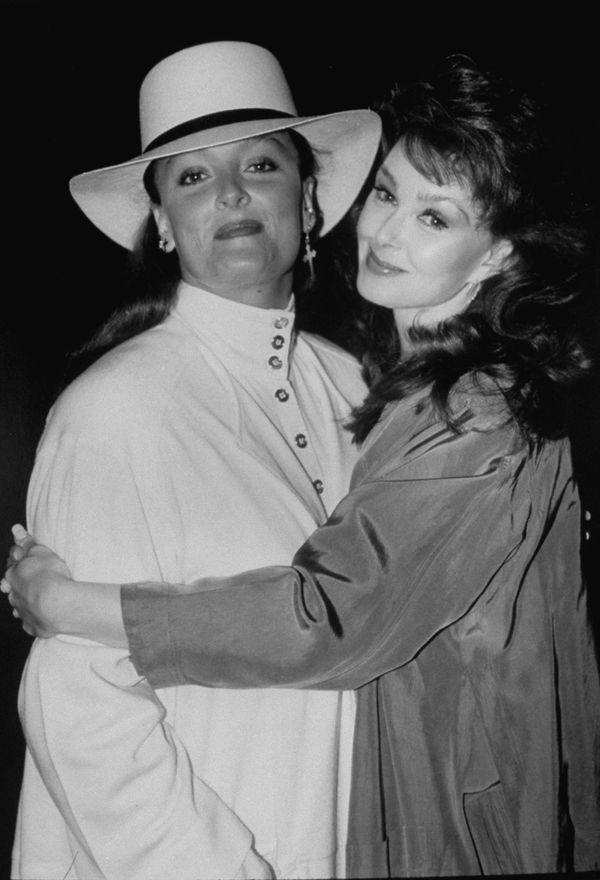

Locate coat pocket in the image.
[463,782,523,874]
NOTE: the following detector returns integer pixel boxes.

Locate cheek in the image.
[356,211,375,260]
[162,190,212,236]
[275,188,303,222]
[174,203,208,239]
[270,194,303,251]
[419,237,485,280]
[356,203,376,241]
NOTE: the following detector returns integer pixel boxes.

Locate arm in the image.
[125,439,531,691]
[9,415,533,692]
[17,431,267,880]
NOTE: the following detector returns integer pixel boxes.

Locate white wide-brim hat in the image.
[69,41,382,250]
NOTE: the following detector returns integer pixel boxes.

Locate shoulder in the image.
[448,372,513,433]
[44,320,201,442]
[360,381,521,483]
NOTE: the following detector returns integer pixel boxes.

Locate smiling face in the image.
[152,132,313,308]
[356,141,511,338]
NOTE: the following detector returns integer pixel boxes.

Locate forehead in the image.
[382,141,477,209]
[164,131,299,168]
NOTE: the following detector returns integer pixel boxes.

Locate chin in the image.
[356,277,398,309]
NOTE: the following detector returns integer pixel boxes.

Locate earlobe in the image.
[491,238,514,270]
[487,239,514,273]
[302,177,317,233]
[152,206,175,253]
[303,207,316,234]
[473,239,514,283]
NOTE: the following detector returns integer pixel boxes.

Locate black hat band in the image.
[144,108,295,153]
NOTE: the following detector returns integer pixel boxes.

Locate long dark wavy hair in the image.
[65,129,321,381]
[347,56,593,445]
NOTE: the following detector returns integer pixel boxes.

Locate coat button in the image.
[295,433,308,448]
[313,479,324,494]
[275,388,289,402]
[272,335,285,350]
[274,317,289,329]
[268,356,283,369]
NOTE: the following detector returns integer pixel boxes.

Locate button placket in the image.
[267,316,289,373]
[267,314,324,500]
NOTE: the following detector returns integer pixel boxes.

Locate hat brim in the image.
[69,110,381,249]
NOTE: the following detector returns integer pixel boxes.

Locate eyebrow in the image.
[416,191,470,220]
[249,133,292,151]
[171,134,291,164]
[378,164,471,222]
[378,165,395,186]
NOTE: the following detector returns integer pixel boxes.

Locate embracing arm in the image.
[126,456,528,690]
[8,420,533,693]
[122,415,536,692]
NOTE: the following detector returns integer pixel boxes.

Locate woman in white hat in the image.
[6,42,381,880]
[7,56,600,877]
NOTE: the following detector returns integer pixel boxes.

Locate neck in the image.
[392,280,479,343]
[181,273,293,310]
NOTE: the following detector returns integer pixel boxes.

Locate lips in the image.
[365,248,405,276]
[214,220,263,240]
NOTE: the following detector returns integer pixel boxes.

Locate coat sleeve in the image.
[124,417,532,692]
[19,424,267,880]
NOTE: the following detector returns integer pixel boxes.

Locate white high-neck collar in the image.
[173,281,297,370]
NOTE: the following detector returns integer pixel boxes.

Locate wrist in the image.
[45,575,86,638]
[72,581,128,647]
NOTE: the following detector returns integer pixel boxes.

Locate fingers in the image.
[5,525,37,573]
[2,575,30,635]
[12,524,37,552]
[7,545,25,567]
[1,580,20,619]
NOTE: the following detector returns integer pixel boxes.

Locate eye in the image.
[419,208,448,230]
[372,184,396,205]
[247,157,278,173]
[178,168,209,186]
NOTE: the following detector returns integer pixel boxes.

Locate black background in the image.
[2,5,598,875]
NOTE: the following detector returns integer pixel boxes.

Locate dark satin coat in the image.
[124,381,600,877]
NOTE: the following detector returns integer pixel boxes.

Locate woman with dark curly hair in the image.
[6,57,600,877]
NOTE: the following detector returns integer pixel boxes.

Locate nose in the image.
[215,174,250,209]
[374,210,406,249]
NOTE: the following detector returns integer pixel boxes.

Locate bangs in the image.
[395,133,509,225]
[401,135,468,188]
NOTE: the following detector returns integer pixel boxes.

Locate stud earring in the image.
[158,236,169,253]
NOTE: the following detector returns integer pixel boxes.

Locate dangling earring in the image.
[303,206,317,282]
[158,236,169,253]
[303,230,316,282]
